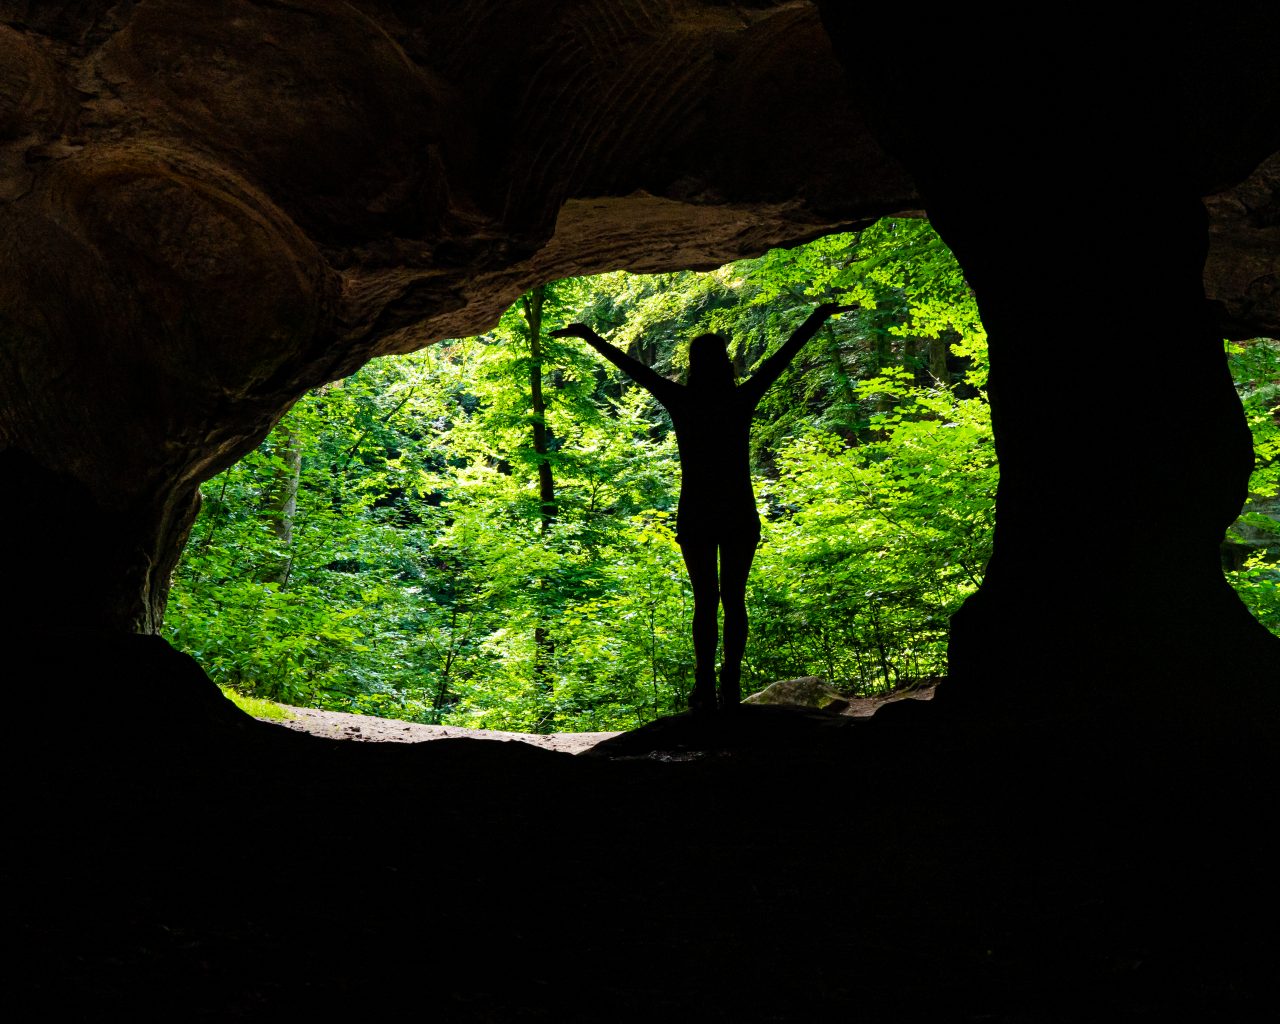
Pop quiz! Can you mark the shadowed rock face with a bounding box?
[815,2,1280,713]
[0,2,1277,711]
[0,0,913,632]
[1206,153,1280,339]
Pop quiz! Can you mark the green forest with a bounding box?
[164,220,1280,733]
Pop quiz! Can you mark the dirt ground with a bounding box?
[260,686,934,752]
[265,703,620,753]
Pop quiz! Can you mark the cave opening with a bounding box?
[164,223,994,736]
[163,222,1280,740]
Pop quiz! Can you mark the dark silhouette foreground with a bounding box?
[553,303,853,712]
[15,635,1279,1021]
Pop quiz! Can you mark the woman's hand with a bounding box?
[814,302,859,318]
[549,323,594,339]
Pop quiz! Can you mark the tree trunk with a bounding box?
[821,323,860,442]
[927,334,950,385]
[521,286,557,534]
[263,425,302,585]
[520,286,557,728]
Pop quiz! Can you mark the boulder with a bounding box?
[745,676,849,713]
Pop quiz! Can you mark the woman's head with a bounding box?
[687,333,735,390]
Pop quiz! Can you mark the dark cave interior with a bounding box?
[4,2,1279,1018]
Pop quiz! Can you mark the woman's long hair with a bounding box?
[686,333,736,390]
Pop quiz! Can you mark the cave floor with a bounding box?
[13,639,1278,1022]
[258,699,622,752]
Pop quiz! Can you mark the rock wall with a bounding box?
[816,1,1280,714]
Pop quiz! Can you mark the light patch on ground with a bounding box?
[260,703,620,754]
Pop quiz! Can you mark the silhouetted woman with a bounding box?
[552,302,854,713]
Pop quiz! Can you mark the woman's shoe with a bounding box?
[688,687,717,716]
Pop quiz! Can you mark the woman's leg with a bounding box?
[680,535,719,712]
[717,528,759,709]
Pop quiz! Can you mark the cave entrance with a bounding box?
[163,222,1280,737]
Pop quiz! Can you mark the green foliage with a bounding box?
[1230,553,1280,635]
[219,686,296,721]
[164,221,1278,733]
[1224,338,1280,632]
[1226,338,1280,500]
[167,352,453,710]
[748,381,995,691]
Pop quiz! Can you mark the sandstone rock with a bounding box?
[744,677,848,712]
[1205,153,1280,340]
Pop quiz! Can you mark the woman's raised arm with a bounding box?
[739,302,857,408]
[550,323,680,407]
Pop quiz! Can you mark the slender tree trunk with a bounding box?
[872,329,895,415]
[522,286,557,534]
[927,334,950,385]
[822,323,859,442]
[431,605,465,724]
[520,286,557,728]
[264,425,302,585]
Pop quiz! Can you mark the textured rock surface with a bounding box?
[1205,152,1280,339]
[744,676,848,711]
[0,0,914,631]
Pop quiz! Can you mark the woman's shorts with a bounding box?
[675,515,761,549]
